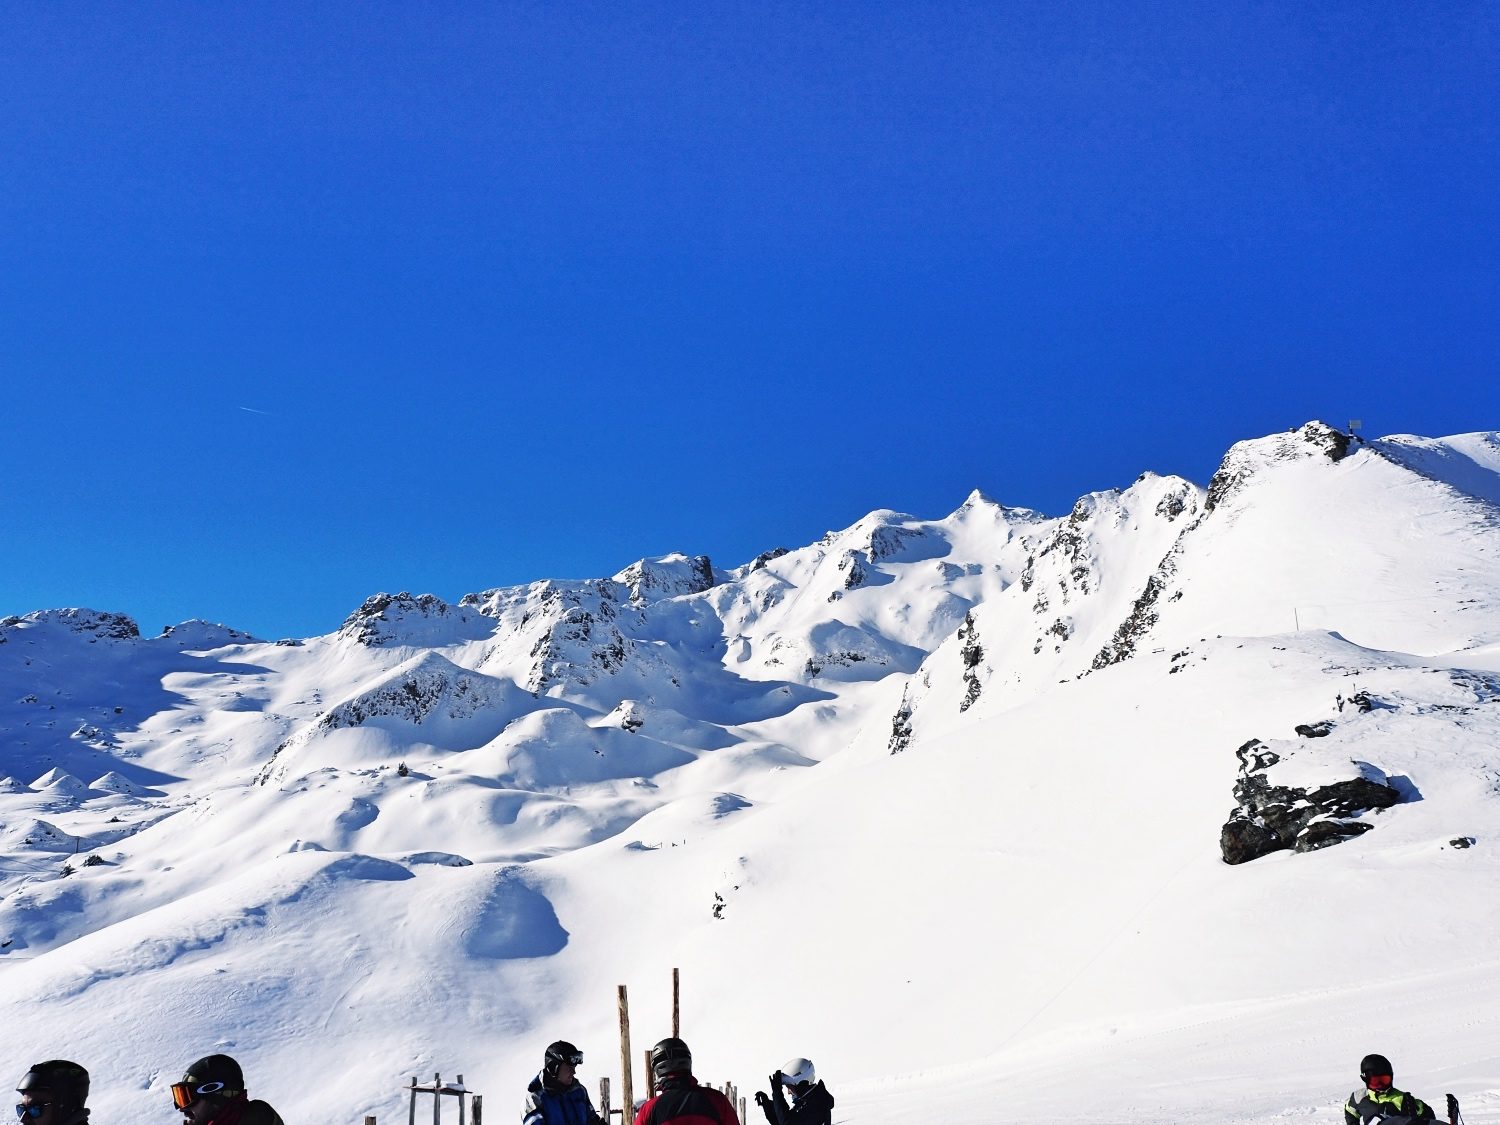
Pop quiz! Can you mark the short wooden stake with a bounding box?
[618,985,635,1117]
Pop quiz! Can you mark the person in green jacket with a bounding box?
[1345,1053,1434,1124]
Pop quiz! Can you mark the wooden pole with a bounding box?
[618,985,635,1118]
[672,967,680,1038]
[738,1096,746,1125]
[471,1096,481,1125]
[408,1078,418,1125]
[642,1050,652,1099]
[364,1116,377,1125]
[599,1077,611,1121]
[457,1076,466,1125]
[432,1073,441,1125]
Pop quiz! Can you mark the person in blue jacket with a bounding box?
[522,1041,605,1125]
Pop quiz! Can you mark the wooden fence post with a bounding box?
[408,1078,418,1125]
[432,1073,442,1125]
[599,1076,611,1120]
[618,985,635,1117]
[471,1095,481,1125]
[672,967,680,1038]
[642,1050,652,1100]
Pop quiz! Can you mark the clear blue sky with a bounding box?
[3,2,1497,639]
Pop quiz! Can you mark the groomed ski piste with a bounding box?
[3,422,1499,1124]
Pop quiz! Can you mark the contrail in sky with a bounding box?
[238,406,273,415]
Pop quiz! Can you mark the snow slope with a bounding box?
[2,423,1499,1124]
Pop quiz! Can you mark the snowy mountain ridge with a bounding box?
[3,420,1500,1125]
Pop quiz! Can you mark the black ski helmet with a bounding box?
[650,1038,692,1081]
[17,1062,90,1110]
[181,1055,245,1098]
[544,1042,583,1078]
[1360,1054,1394,1081]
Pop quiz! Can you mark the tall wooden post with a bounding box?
[671,967,680,1038]
[738,1096,746,1125]
[408,1078,418,1125]
[617,985,635,1117]
[432,1073,441,1125]
[471,1096,481,1125]
[599,1077,611,1120]
[456,1076,466,1125]
[642,1050,652,1099]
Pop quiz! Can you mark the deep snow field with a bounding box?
[3,422,1500,1124]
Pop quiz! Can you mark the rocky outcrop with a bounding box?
[1205,421,1352,514]
[1220,738,1401,864]
[958,612,984,712]
[0,609,140,641]
[888,688,914,754]
[319,654,498,730]
[614,554,716,604]
[338,593,468,647]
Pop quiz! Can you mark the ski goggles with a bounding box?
[559,1053,582,1067]
[170,1082,229,1110]
[16,1106,51,1120]
[1365,1075,1393,1091]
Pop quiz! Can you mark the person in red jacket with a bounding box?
[632,1038,737,1125]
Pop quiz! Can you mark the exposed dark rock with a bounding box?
[958,612,983,712]
[1220,738,1401,864]
[748,547,789,572]
[1206,422,1351,514]
[339,592,456,646]
[838,551,870,591]
[1449,836,1477,849]
[1154,489,1189,520]
[1092,574,1168,670]
[888,689,914,755]
[1,610,141,641]
[866,525,927,562]
[1295,720,1335,738]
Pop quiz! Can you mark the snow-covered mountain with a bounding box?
[3,422,1500,1124]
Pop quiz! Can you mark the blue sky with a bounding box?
[3,2,1497,640]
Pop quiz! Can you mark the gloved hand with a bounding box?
[770,1072,783,1090]
[754,1092,770,1108]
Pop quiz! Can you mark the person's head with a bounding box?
[171,1056,245,1125]
[543,1042,583,1088]
[16,1061,90,1125]
[1360,1054,1394,1092]
[650,1038,693,1087]
[778,1059,816,1096]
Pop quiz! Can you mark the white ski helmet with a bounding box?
[779,1058,816,1087]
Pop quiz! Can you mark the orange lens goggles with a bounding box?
[171,1082,226,1111]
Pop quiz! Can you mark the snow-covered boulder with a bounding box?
[1219,738,1400,864]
